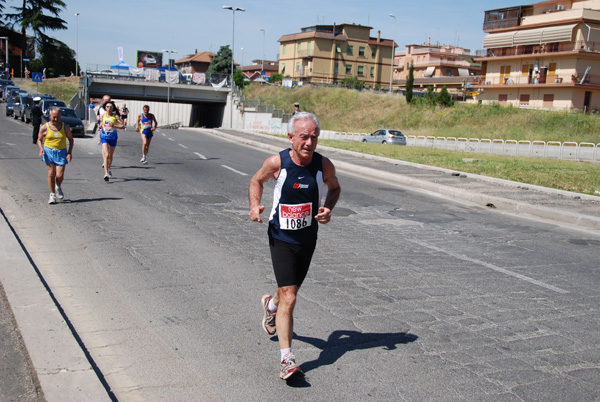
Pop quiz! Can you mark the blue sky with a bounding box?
[4,0,515,70]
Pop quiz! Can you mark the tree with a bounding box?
[269,72,284,85]
[405,64,414,104]
[437,85,454,107]
[5,0,67,62]
[39,38,77,77]
[207,45,232,75]
[424,87,436,105]
[233,68,247,89]
[340,76,364,90]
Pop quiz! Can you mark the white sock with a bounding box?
[268,298,277,313]
[280,348,291,360]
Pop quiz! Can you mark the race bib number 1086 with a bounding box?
[279,203,312,230]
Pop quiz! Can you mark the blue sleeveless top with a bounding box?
[268,149,324,244]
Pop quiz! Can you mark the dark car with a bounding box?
[3,85,20,101]
[44,107,85,137]
[40,99,67,116]
[6,96,18,116]
[25,94,54,123]
[13,94,32,121]
[0,79,15,95]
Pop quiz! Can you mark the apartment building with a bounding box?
[277,23,395,87]
[394,42,481,80]
[175,51,216,75]
[475,0,600,111]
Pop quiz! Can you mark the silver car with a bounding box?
[361,129,407,145]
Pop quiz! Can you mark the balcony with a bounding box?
[482,40,600,58]
[297,50,313,58]
[483,6,524,31]
[477,73,600,86]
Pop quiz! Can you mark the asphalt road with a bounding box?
[1,110,599,401]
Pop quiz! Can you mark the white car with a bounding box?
[144,54,157,65]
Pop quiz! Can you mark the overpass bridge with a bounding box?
[76,73,232,128]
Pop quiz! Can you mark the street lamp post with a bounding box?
[161,49,177,126]
[389,13,396,93]
[223,5,245,129]
[75,13,79,77]
[0,37,8,71]
[260,28,265,76]
[241,47,244,69]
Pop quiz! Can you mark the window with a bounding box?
[307,42,311,54]
[282,45,286,55]
[543,94,554,107]
[498,94,507,105]
[281,63,286,74]
[359,46,365,56]
[521,64,530,75]
[297,43,301,52]
[345,64,352,74]
[500,65,511,83]
[296,62,300,71]
[358,66,364,75]
[336,44,342,53]
[334,63,338,73]
[371,46,377,57]
[347,45,353,56]
[519,94,530,106]
[370,66,375,76]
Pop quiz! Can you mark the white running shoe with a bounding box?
[280,353,303,380]
[103,174,109,182]
[55,185,64,200]
[48,193,57,204]
[261,294,277,335]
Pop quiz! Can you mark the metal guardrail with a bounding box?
[244,127,600,163]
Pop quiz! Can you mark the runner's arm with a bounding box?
[64,125,74,161]
[248,155,280,223]
[37,124,47,158]
[315,157,341,224]
[151,114,158,131]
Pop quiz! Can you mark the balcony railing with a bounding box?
[478,73,600,86]
[483,17,521,31]
[483,40,600,58]
[297,50,313,58]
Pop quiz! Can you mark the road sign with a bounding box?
[32,72,42,82]
[23,58,30,62]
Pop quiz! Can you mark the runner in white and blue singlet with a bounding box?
[136,105,157,164]
[249,111,341,380]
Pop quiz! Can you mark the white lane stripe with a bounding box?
[194,152,207,160]
[168,138,175,141]
[408,240,568,294]
[221,165,248,176]
[178,144,188,149]
[162,133,167,137]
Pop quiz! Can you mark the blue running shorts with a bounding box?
[42,146,68,166]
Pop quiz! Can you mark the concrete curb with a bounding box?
[0,204,113,402]
[201,128,600,233]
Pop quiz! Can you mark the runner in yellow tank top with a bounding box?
[99,101,125,181]
[37,107,74,204]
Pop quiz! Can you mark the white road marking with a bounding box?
[178,144,188,149]
[221,165,248,176]
[168,138,175,141]
[407,240,568,294]
[162,133,167,137]
[194,152,207,160]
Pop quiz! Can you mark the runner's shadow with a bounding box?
[62,197,122,203]
[115,177,163,182]
[292,330,418,374]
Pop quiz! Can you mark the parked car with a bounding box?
[25,94,54,123]
[3,85,20,101]
[40,99,67,116]
[361,129,407,145]
[13,94,32,121]
[0,79,15,96]
[43,107,85,137]
[5,96,18,116]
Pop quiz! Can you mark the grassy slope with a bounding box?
[244,85,600,195]
[244,85,600,144]
[16,77,79,104]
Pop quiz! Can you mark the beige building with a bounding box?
[475,0,600,111]
[278,23,396,88]
[394,42,481,80]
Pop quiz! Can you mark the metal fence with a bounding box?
[246,127,600,163]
